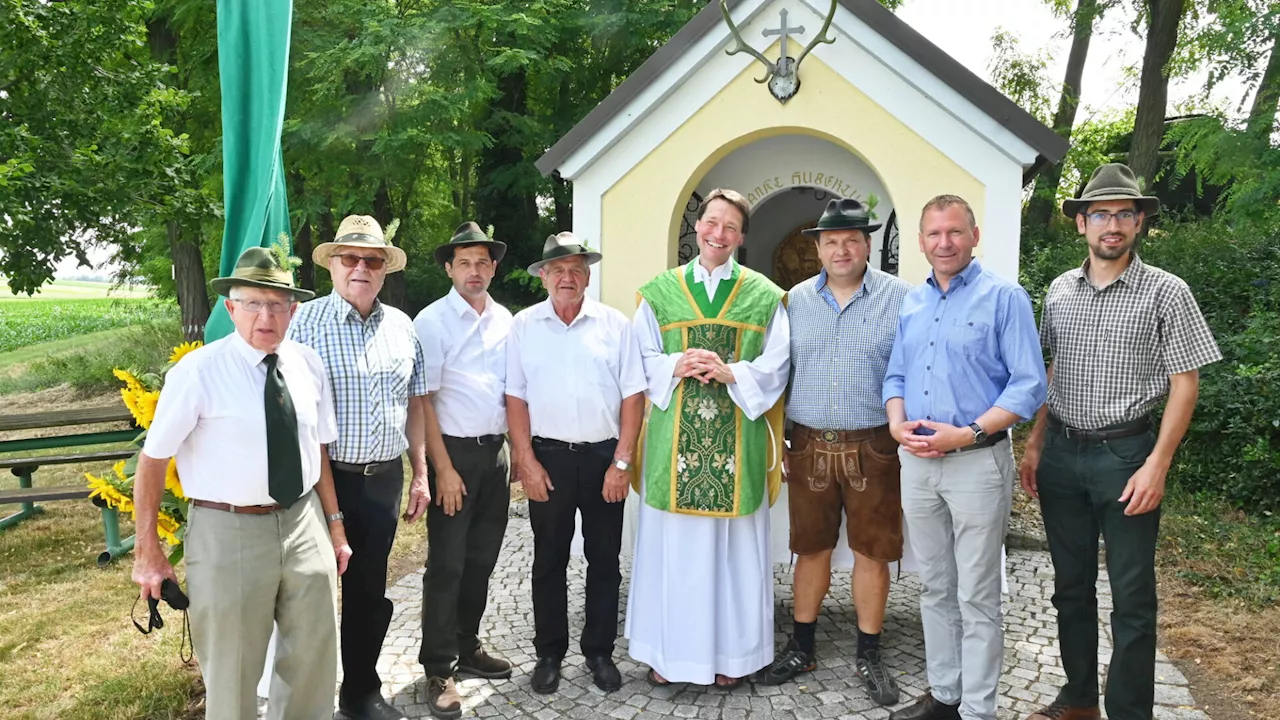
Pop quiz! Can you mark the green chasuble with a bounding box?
[635,260,786,518]
[205,0,295,343]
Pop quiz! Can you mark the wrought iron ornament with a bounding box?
[721,0,837,103]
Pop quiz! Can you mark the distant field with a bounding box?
[0,298,177,353]
[0,279,152,301]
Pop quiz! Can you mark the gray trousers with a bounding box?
[899,441,1013,720]
[185,492,339,720]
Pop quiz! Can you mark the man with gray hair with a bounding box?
[133,246,350,720]
[506,232,646,695]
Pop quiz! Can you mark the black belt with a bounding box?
[945,429,1009,455]
[1048,415,1150,441]
[444,434,505,446]
[532,436,616,454]
[331,459,400,476]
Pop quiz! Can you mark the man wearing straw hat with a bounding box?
[1019,164,1220,720]
[133,245,349,720]
[506,232,647,695]
[412,222,514,719]
[288,215,430,720]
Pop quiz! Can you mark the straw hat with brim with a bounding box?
[1062,163,1161,218]
[527,232,602,275]
[433,221,508,266]
[209,247,315,301]
[802,198,882,236]
[312,214,408,273]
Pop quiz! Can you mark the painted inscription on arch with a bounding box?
[744,171,861,205]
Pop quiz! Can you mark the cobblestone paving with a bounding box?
[347,520,1207,720]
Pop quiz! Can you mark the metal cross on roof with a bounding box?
[762,9,805,67]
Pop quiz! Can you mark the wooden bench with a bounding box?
[0,405,142,565]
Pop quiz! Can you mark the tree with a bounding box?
[1129,0,1190,187]
[1026,0,1112,233]
[0,0,192,295]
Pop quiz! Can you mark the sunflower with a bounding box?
[156,510,182,546]
[164,459,185,500]
[168,341,203,364]
[133,390,160,430]
[85,472,134,515]
[112,368,144,392]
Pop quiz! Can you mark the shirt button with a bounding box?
[924,391,929,396]
[929,341,935,346]
[927,365,931,371]
[935,318,940,322]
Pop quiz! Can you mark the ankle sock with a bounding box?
[857,630,880,659]
[793,620,817,654]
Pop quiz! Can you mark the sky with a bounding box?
[55,0,1258,279]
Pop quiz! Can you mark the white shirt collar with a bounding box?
[445,286,493,318]
[692,257,735,284]
[229,328,270,365]
[535,295,599,324]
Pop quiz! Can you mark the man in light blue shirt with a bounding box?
[883,195,1046,720]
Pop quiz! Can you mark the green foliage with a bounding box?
[1160,489,1280,607]
[0,299,177,353]
[987,29,1055,125]
[0,320,181,395]
[1023,215,1280,512]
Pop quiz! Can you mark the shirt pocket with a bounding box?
[369,340,415,400]
[947,319,989,357]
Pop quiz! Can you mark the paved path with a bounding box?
[347,521,1208,719]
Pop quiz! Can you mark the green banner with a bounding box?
[204,0,294,342]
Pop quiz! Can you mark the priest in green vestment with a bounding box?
[624,188,790,687]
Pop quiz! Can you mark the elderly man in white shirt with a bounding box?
[132,246,351,720]
[505,232,647,696]
[411,222,515,719]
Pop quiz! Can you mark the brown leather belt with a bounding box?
[191,499,283,515]
[793,424,890,444]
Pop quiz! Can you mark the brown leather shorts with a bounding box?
[786,424,903,561]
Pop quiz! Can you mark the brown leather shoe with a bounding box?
[888,691,961,720]
[1025,701,1101,720]
[425,676,462,720]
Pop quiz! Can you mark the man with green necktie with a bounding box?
[133,246,352,720]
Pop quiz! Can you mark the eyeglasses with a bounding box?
[333,254,387,270]
[1086,210,1139,227]
[232,299,293,314]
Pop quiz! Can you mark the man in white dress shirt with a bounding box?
[132,246,351,720]
[626,188,791,689]
[505,232,647,695]
[412,222,515,719]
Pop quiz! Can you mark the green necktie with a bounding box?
[264,353,304,507]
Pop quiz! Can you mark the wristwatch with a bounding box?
[326,511,345,523]
[612,458,631,472]
[968,423,988,445]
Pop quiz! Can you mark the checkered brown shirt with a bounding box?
[1040,254,1222,429]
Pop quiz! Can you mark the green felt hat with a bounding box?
[1062,163,1161,218]
[526,232,602,274]
[209,246,314,301]
[802,198,882,236]
[433,221,508,266]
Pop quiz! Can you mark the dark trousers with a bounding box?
[332,461,404,700]
[418,436,511,677]
[1038,425,1160,720]
[528,437,624,660]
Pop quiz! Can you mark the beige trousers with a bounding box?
[185,492,339,720]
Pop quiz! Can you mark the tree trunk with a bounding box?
[169,221,210,341]
[1246,24,1280,139]
[373,180,407,309]
[1129,0,1186,189]
[1027,0,1100,231]
[295,218,315,290]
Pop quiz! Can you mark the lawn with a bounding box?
[0,298,176,354]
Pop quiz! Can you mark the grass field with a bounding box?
[0,298,177,355]
[0,279,151,301]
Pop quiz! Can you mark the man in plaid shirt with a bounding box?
[288,214,430,720]
[1019,164,1221,720]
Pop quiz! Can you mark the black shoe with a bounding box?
[856,648,901,706]
[759,638,816,685]
[424,676,462,720]
[531,656,561,694]
[888,691,961,720]
[457,647,513,679]
[337,691,406,720]
[584,655,622,692]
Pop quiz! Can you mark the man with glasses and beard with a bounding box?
[288,214,431,720]
[1018,164,1220,720]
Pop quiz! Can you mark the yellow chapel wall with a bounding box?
[598,52,985,311]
